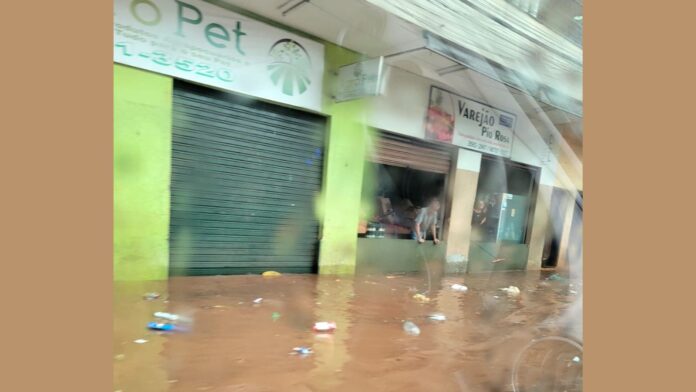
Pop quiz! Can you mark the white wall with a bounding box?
[364,64,565,186]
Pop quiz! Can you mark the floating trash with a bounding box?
[153,312,180,321]
[451,284,469,292]
[272,312,281,321]
[143,292,161,301]
[428,313,447,321]
[501,286,521,297]
[403,321,421,336]
[133,339,148,344]
[147,322,176,331]
[253,298,264,304]
[413,293,431,303]
[262,271,282,277]
[313,321,337,332]
[292,346,313,355]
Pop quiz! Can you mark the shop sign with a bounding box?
[425,86,516,158]
[114,0,325,111]
[334,57,385,102]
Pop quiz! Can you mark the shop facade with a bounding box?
[114,0,582,280]
[352,58,581,275]
[114,0,369,280]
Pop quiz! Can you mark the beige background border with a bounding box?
[2,1,695,390]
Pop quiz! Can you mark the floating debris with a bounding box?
[428,313,447,321]
[501,286,521,297]
[262,271,282,277]
[133,339,148,344]
[403,321,421,336]
[451,284,469,292]
[143,292,161,301]
[153,312,180,321]
[292,346,313,355]
[253,298,264,304]
[547,273,566,281]
[147,322,176,331]
[413,293,431,303]
[313,321,337,332]
[272,312,281,321]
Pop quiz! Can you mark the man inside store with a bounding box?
[412,198,441,244]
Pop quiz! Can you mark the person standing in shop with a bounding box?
[412,198,441,245]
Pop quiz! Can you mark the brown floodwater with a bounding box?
[114,270,582,392]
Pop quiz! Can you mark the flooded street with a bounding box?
[114,271,582,392]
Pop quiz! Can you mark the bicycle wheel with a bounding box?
[511,336,583,392]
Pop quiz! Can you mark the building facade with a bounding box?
[114,0,582,280]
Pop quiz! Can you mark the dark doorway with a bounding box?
[541,187,572,268]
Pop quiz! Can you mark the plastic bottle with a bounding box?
[403,321,421,336]
[147,322,176,331]
[153,312,179,321]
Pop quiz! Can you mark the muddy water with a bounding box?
[114,271,582,392]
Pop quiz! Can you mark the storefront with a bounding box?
[168,81,327,275]
[113,0,581,280]
[347,55,569,274]
[466,155,540,273]
[113,0,366,279]
[355,130,456,273]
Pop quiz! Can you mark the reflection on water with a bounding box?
[113,271,581,391]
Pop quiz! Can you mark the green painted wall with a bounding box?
[316,44,374,275]
[114,41,373,278]
[356,238,446,274]
[114,64,173,281]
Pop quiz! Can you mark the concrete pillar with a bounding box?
[444,149,482,273]
[527,183,553,270]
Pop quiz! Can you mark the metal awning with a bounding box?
[365,0,583,117]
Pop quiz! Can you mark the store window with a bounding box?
[359,163,446,239]
[471,156,540,244]
[358,130,455,240]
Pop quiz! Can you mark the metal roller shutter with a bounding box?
[169,81,326,275]
[372,130,453,173]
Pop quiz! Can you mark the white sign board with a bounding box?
[334,57,384,102]
[425,86,516,158]
[114,0,325,112]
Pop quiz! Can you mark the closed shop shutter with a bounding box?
[169,81,326,275]
[371,130,453,173]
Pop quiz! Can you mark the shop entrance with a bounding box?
[168,81,326,275]
[468,155,540,272]
[356,130,455,273]
[541,187,573,268]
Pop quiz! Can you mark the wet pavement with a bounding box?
[114,270,582,392]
